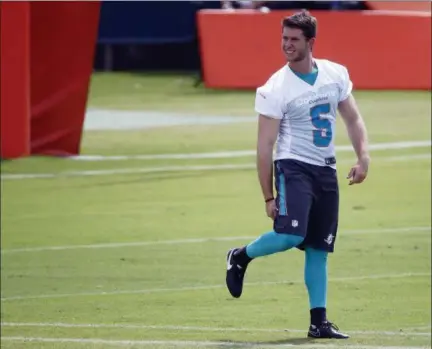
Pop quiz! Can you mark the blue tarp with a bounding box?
[97,1,201,44]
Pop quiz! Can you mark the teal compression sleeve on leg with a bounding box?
[304,247,328,309]
[245,231,304,258]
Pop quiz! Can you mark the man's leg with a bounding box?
[302,168,349,339]
[226,160,313,298]
[304,246,348,339]
[304,247,328,327]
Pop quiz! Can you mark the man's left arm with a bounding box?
[338,94,370,185]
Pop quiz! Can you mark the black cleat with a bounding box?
[308,321,350,339]
[225,248,248,298]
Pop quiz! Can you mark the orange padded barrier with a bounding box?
[0,1,100,159]
[30,1,101,156]
[0,2,31,158]
[197,10,431,90]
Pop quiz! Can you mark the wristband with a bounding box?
[265,197,274,203]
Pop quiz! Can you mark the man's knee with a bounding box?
[305,247,328,262]
[276,233,304,251]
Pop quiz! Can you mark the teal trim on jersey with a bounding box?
[290,65,319,86]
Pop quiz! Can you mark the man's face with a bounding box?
[281,27,314,62]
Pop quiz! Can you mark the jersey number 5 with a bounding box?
[310,103,332,147]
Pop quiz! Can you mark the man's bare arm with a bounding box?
[338,94,369,161]
[257,114,281,200]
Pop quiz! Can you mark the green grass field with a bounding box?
[1,73,431,349]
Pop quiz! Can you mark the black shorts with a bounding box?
[273,159,339,253]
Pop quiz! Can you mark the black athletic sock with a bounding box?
[310,307,327,326]
[233,247,253,267]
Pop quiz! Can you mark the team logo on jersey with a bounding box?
[294,90,338,107]
[291,220,299,228]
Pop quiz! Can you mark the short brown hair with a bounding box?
[282,10,317,40]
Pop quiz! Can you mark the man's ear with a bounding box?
[308,37,316,51]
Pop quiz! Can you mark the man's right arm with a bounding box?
[254,78,283,202]
[257,114,280,201]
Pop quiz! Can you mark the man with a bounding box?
[225,10,370,339]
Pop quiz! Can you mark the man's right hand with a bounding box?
[265,199,278,220]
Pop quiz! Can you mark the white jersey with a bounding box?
[255,58,353,169]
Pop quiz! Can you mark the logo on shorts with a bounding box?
[324,233,334,245]
[291,220,298,228]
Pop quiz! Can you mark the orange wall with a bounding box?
[366,1,431,12]
[197,10,431,90]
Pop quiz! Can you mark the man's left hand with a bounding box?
[347,156,370,185]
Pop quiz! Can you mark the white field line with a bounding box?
[1,226,430,254]
[1,163,256,180]
[71,141,432,161]
[405,325,432,331]
[1,272,430,302]
[1,337,430,349]
[1,322,431,338]
[1,154,430,181]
